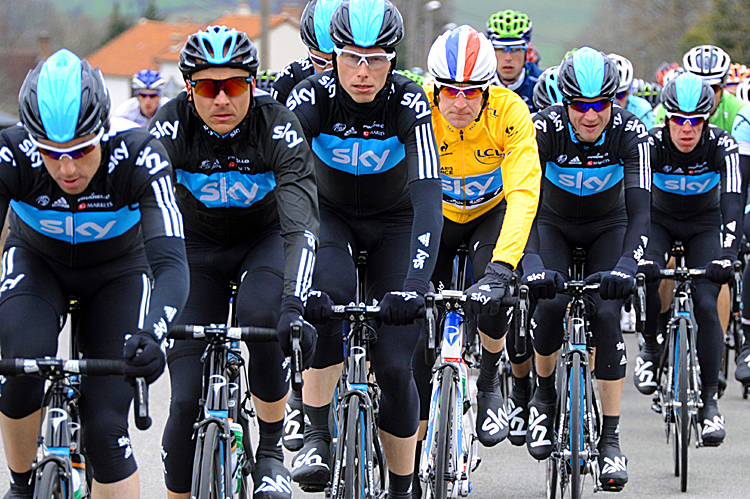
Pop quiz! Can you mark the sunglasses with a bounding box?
[615,91,628,100]
[495,44,527,54]
[308,51,333,69]
[567,99,613,113]
[138,92,161,99]
[333,48,396,70]
[667,112,708,127]
[189,77,252,98]
[33,128,104,161]
[438,83,487,100]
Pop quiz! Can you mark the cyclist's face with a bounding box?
[335,46,391,104]
[437,85,484,129]
[188,67,253,135]
[566,97,612,143]
[494,46,526,84]
[137,92,161,118]
[309,48,333,73]
[668,115,704,153]
[38,134,102,195]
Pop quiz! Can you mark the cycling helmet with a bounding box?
[526,43,540,65]
[608,53,634,94]
[683,45,731,85]
[300,0,343,54]
[255,69,277,91]
[655,61,680,87]
[726,62,750,85]
[558,47,620,101]
[736,78,750,104]
[533,65,563,110]
[661,72,715,115]
[132,68,165,94]
[661,66,685,87]
[329,0,403,50]
[486,10,532,46]
[631,78,661,107]
[427,25,496,84]
[19,48,110,143]
[562,48,579,63]
[179,25,259,78]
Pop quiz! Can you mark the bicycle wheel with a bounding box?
[192,423,225,499]
[545,457,558,499]
[678,319,689,492]
[33,461,65,499]
[570,354,582,499]
[434,371,455,499]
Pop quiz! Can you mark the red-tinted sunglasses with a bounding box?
[190,77,252,98]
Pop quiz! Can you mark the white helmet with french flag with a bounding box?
[427,24,497,85]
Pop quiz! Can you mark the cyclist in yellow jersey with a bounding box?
[412,26,541,465]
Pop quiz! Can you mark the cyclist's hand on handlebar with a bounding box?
[464,261,513,315]
[588,257,636,300]
[123,330,166,385]
[278,296,318,369]
[637,259,661,282]
[522,269,565,302]
[379,291,425,326]
[305,290,334,324]
[706,258,733,284]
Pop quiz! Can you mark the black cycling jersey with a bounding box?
[287,70,442,293]
[491,61,543,112]
[0,120,188,341]
[532,104,651,265]
[649,123,743,259]
[150,92,320,302]
[271,56,315,105]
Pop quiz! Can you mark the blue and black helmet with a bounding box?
[18,48,110,143]
[558,47,620,102]
[132,68,165,93]
[301,0,343,54]
[179,25,259,78]
[661,72,715,115]
[533,65,563,110]
[329,0,404,50]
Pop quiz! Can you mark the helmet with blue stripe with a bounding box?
[132,68,165,93]
[428,25,496,84]
[661,72,714,115]
[558,47,619,102]
[19,48,110,143]
[533,65,562,110]
[301,0,343,54]
[329,0,403,50]
[179,25,259,78]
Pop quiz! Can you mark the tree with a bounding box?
[142,0,164,21]
[104,2,134,44]
[684,0,750,64]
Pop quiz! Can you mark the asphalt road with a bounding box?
[0,329,748,498]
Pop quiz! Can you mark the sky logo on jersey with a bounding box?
[442,171,503,205]
[176,170,276,208]
[313,134,405,175]
[653,171,719,195]
[545,161,623,196]
[474,148,503,165]
[10,200,140,244]
[0,146,16,167]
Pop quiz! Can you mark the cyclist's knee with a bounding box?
[477,309,510,340]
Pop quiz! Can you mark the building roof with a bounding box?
[88,11,302,74]
[87,19,201,77]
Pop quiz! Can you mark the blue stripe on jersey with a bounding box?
[312,134,405,175]
[441,171,504,202]
[544,161,624,196]
[10,200,140,244]
[653,171,720,195]
[175,170,276,208]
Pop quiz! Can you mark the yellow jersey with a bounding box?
[426,85,541,268]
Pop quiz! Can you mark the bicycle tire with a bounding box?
[678,318,689,492]
[434,371,454,499]
[545,457,558,499]
[193,423,224,499]
[33,461,65,499]
[570,354,582,499]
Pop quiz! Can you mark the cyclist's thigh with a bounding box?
[644,216,673,329]
[432,217,466,292]
[0,245,65,418]
[684,224,722,327]
[236,230,288,402]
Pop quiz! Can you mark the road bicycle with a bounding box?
[720,260,744,398]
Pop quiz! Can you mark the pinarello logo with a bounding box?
[587,160,593,166]
[363,131,370,137]
[229,161,236,168]
[78,203,87,210]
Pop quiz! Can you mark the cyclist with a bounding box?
[113,68,169,127]
[485,9,543,112]
[521,47,651,490]
[0,49,188,499]
[150,26,320,499]
[532,65,562,111]
[656,61,681,88]
[630,78,661,108]
[271,0,342,105]
[634,73,741,446]
[286,1,442,497]
[725,62,750,95]
[609,53,654,128]
[410,24,540,456]
[255,69,278,93]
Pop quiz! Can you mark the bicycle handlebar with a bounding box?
[659,268,707,278]
[330,304,381,320]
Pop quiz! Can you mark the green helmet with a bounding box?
[486,10,532,46]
